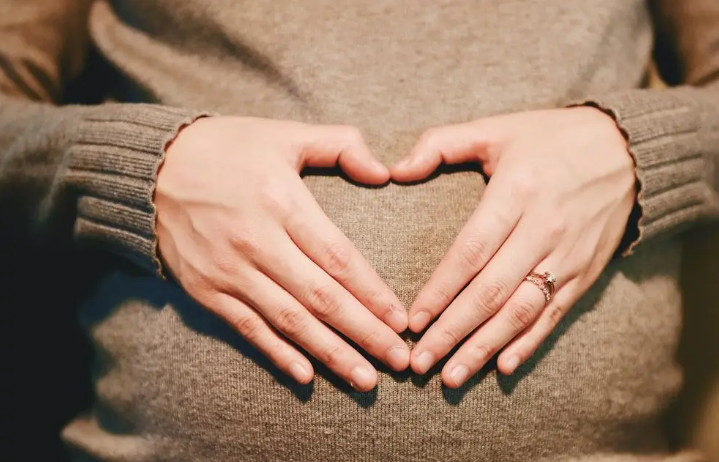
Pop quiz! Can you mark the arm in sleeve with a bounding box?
[0,0,207,273]
[573,0,719,255]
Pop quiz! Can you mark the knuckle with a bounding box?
[275,306,307,337]
[439,326,462,348]
[228,231,260,258]
[493,209,515,230]
[321,344,344,369]
[304,282,341,319]
[545,217,567,241]
[264,338,288,363]
[431,284,455,306]
[365,288,387,312]
[547,303,566,326]
[508,300,537,329]
[476,280,509,312]
[468,343,495,364]
[358,329,381,352]
[184,269,217,297]
[210,250,238,277]
[323,240,352,275]
[231,315,264,342]
[511,170,538,197]
[259,188,290,216]
[459,239,490,271]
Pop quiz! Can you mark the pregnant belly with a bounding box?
[64,172,687,462]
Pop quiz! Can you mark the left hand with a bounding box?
[391,107,637,388]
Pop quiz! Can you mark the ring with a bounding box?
[524,271,557,304]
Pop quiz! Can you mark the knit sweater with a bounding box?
[0,1,718,461]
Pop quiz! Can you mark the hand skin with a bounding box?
[391,107,636,388]
[156,117,410,391]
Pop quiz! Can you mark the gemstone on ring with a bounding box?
[525,271,557,304]
[544,272,557,284]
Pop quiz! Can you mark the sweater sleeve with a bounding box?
[573,0,719,255]
[0,0,207,274]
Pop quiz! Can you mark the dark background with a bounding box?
[2,48,110,462]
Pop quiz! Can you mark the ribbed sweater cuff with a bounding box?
[573,89,717,255]
[67,104,209,275]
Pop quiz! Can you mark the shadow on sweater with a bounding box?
[79,239,659,411]
[78,215,686,414]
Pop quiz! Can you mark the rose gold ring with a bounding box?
[524,271,557,304]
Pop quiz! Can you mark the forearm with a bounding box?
[568,0,719,253]
[575,86,719,253]
[0,96,206,272]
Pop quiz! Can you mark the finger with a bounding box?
[390,122,501,182]
[410,218,547,375]
[211,292,314,384]
[298,124,389,184]
[497,280,582,375]
[408,172,522,333]
[284,181,408,333]
[236,272,379,391]
[442,264,565,388]
[256,231,409,371]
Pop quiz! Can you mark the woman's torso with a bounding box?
[63,1,696,461]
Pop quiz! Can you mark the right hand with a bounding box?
[155,117,409,391]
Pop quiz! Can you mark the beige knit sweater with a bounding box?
[1,1,718,461]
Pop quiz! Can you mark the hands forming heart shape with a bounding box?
[155,107,636,392]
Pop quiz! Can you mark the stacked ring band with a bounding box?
[524,271,557,304]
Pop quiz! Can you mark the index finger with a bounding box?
[298,124,390,185]
[283,177,408,333]
[408,173,521,332]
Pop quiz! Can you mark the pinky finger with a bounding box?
[497,280,582,376]
[212,293,314,384]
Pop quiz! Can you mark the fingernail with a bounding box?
[450,364,470,387]
[289,362,311,384]
[504,356,520,375]
[414,350,435,374]
[388,305,408,332]
[386,346,410,371]
[410,311,431,332]
[350,366,375,391]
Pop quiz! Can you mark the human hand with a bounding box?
[391,107,636,387]
[156,117,409,391]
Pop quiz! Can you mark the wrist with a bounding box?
[570,105,640,256]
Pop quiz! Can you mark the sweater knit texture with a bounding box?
[0,1,718,461]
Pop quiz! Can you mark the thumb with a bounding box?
[296,125,389,185]
[391,122,499,183]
